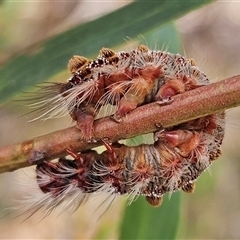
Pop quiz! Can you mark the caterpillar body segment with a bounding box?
[27,45,209,141]
[24,111,225,217]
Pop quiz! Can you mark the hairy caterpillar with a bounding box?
[27,45,209,141]
[21,112,225,217]
[19,44,226,218]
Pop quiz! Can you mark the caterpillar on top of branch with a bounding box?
[26,45,210,141]
[15,44,226,219]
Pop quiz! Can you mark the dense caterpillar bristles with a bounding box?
[17,110,224,218]
[26,45,210,141]
[68,55,89,74]
[15,43,227,219]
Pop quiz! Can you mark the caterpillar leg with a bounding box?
[101,139,119,164]
[70,107,96,142]
[155,129,202,158]
[155,79,185,104]
[113,65,163,122]
[112,76,152,122]
[66,148,84,167]
[76,113,94,142]
[113,93,142,122]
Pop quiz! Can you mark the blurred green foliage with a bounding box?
[0,0,214,103]
[120,194,181,240]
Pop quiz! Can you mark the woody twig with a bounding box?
[0,75,240,173]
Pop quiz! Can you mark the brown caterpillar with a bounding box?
[21,111,224,217]
[27,45,209,141]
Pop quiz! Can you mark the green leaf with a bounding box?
[0,0,214,103]
[119,194,182,240]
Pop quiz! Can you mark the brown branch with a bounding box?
[0,75,240,173]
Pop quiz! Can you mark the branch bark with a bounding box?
[0,75,240,173]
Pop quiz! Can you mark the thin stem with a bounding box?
[0,75,240,173]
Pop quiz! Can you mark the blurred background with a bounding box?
[0,1,240,239]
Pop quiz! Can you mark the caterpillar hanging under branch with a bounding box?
[23,112,224,217]
[27,45,210,141]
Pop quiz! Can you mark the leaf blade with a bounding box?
[0,0,214,103]
[119,194,182,240]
